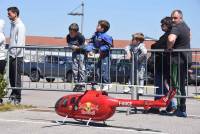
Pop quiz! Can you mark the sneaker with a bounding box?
[7,95,16,104]
[138,88,144,95]
[14,99,21,105]
[123,88,130,93]
[166,106,177,113]
[160,106,177,114]
[96,87,101,91]
[73,86,83,92]
[102,86,108,91]
[147,108,160,114]
[7,98,12,104]
[102,85,112,91]
[176,111,187,118]
[79,85,85,90]
[0,98,3,105]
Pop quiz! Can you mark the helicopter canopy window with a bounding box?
[70,97,76,104]
[61,98,68,107]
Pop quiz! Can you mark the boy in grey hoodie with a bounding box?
[124,33,147,94]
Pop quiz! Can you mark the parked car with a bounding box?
[188,63,200,85]
[110,59,154,84]
[86,58,154,84]
[22,55,154,84]
[22,55,73,82]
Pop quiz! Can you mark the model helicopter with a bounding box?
[55,82,176,125]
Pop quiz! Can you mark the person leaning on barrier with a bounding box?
[123,33,147,95]
[66,23,86,91]
[167,9,192,117]
[7,7,26,105]
[0,19,6,104]
[147,17,177,114]
[84,20,113,91]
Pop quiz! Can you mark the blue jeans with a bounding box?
[155,71,176,109]
[97,56,110,84]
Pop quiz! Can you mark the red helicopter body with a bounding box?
[55,86,176,122]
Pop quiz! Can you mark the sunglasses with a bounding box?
[69,29,77,32]
[172,17,178,20]
[8,12,12,16]
[161,24,165,27]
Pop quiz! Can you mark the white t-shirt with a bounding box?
[9,18,26,58]
[0,19,6,60]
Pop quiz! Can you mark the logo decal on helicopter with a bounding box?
[67,105,73,110]
[79,102,99,115]
[119,101,132,107]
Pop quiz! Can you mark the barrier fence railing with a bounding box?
[5,46,200,100]
[144,49,200,100]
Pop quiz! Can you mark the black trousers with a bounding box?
[178,63,187,112]
[0,60,6,74]
[0,60,6,102]
[9,56,23,100]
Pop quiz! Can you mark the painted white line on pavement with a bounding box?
[0,118,55,125]
[188,114,200,118]
[0,118,167,134]
[98,127,168,134]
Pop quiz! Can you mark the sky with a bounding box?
[0,0,199,48]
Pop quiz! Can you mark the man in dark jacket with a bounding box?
[66,23,85,91]
[148,17,176,114]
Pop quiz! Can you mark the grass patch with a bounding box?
[0,103,36,112]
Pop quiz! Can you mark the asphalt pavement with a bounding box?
[1,83,200,134]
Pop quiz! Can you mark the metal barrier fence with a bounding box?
[5,46,200,100]
[144,49,200,100]
[6,46,131,93]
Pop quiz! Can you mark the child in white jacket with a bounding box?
[124,33,147,94]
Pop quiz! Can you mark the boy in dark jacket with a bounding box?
[66,23,85,91]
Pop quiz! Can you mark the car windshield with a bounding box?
[45,56,71,64]
[191,69,200,74]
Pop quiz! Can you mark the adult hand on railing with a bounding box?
[188,69,193,73]
[88,51,95,57]
[125,52,131,59]
[71,45,80,51]
[164,48,173,53]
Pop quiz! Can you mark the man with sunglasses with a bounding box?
[167,10,192,117]
[148,17,177,114]
[66,23,85,91]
